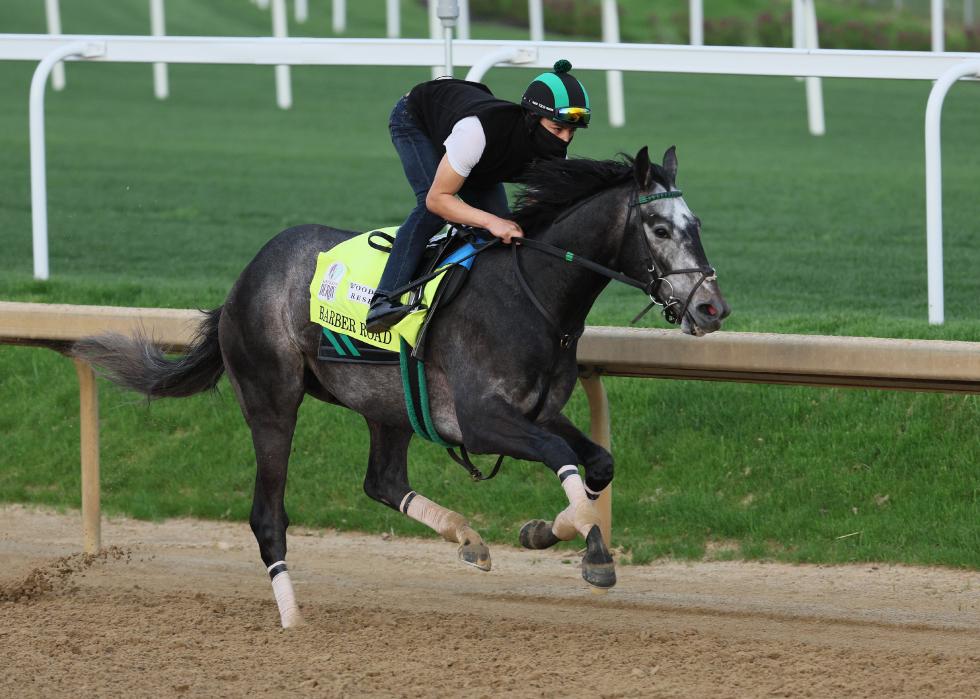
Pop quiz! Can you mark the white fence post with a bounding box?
[932,0,945,52]
[333,0,346,34]
[966,0,975,27]
[438,1,459,78]
[529,0,544,42]
[150,0,169,100]
[271,0,292,109]
[429,1,442,78]
[386,0,401,38]
[457,0,470,41]
[803,0,825,136]
[689,0,704,46]
[924,60,980,325]
[601,0,625,127]
[30,42,106,280]
[295,0,308,24]
[792,0,804,86]
[44,0,66,91]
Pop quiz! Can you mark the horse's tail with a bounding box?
[72,307,225,399]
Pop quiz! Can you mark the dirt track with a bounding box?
[1,505,978,698]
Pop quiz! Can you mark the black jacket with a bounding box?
[406,78,536,187]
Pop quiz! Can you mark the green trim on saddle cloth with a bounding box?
[309,228,450,352]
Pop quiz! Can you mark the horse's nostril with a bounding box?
[702,304,718,317]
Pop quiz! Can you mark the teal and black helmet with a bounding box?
[521,59,591,128]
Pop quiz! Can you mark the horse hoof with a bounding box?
[280,610,305,629]
[519,519,561,550]
[581,525,616,589]
[457,540,491,571]
[582,561,617,588]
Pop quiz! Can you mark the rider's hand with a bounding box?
[486,217,524,244]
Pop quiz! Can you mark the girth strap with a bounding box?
[399,338,504,481]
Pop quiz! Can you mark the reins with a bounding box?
[507,186,717,345]
[379,234,501,304]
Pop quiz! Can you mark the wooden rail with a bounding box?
[3,301,979,552]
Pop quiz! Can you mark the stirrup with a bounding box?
[365,298,411,332]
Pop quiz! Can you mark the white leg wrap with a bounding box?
[584,482,606,501]
[551,467,600,541]
[270,570,303,628]
[400,491,467,542]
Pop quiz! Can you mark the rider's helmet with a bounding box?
[521,59,591,129]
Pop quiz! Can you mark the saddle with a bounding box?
[309,226,486,364]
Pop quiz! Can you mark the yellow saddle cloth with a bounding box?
[309,228,449,352]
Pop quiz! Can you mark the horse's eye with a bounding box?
[653,225,671,239]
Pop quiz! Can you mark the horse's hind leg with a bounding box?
[223,331,306,628]
[362,419,491,571]
[246,410,303,628]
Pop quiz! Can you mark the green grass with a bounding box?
[1,1,978,568]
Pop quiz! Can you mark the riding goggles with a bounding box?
[552,106,591,127]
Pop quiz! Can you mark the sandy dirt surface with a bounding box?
[1,505,977,698]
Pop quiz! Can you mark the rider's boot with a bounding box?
[365,294,412,333]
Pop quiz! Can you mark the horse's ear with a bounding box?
[662,146,678,184]
[634,146,652,188]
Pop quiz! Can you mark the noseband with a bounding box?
[626,189,717,326]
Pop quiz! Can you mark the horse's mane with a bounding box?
[512,154,672,235]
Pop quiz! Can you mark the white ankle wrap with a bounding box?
[270,569,302,629]
[552,466,599,540]
[400,491,467,542]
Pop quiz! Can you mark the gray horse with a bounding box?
[75,147,729,628]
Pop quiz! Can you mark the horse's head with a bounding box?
[621,146,730,336]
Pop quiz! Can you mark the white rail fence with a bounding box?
[43,0,957,126]
[2,34,978,322]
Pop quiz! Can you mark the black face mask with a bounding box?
[529,123,569,159]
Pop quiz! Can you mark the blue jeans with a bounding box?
[377,96,509,296]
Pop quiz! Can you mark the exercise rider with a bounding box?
[365,59,592,333]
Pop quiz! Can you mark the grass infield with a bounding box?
[0,1,978,567]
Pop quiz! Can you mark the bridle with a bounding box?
[510,185,718,345]
[625,188,718,325]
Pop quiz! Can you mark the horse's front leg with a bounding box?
[361,419,491,571]
[518,413,613,560]
[459,403,615,588]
